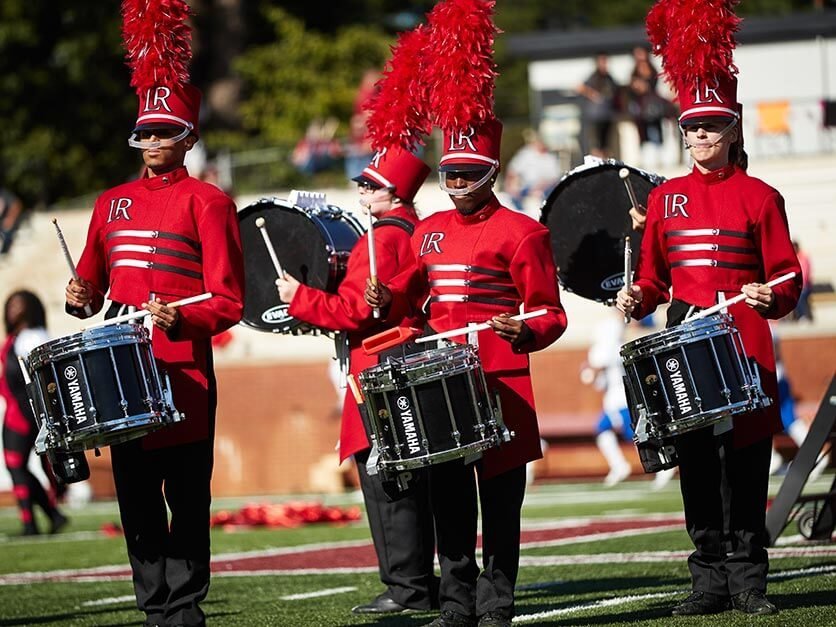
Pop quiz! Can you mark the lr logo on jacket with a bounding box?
[419,232,444,256]
[663,193,689,219]
[107,198,133,222]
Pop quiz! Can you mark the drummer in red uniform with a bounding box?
[366,118,567,627]
[276,146,440,615]
[617,0,801,616]
[64,5,244,624]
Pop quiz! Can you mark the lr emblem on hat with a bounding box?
[449,128,478,152]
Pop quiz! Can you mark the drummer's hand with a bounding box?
[629,204,647,231]
[616,284,643,315]
[488,313,532,346]
[142,298,179,333]
[66,277,93,308]
[275,273,300,303]
[364,279,392,309]
[741,282,774,313]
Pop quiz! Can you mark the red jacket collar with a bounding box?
[455,194,501,224]
[691,164,737,185]
[141,166,189,190]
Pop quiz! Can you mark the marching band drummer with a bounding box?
[616,0,801,616]
[64,4,244,625]
[276,146,440,616]
[365,118,567,627]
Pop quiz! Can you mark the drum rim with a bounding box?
[27,324,151,367]
[620,314,736,358]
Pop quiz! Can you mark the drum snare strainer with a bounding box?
[620,313,770,442]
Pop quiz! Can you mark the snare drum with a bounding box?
[358,343,509,474]
[238,197,364,334]
[25,324,180,452]
[620,313,769,441]
[540,159,664,302]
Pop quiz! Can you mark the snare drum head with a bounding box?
[540,160,663,302]
[238,198,364,333]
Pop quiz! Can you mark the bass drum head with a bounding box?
[540,160,662,302]
[237,198,363,333]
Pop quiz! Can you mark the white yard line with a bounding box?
[280,586,357,600]
[80,595,135,607]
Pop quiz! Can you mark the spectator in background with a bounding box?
[0,186,24,255]
[292,118,342,176]
[1,290,69,535]
[344,69,380,180]
[792,240,813,322]
[503,129,561,214]
[626,46,671,170]
[577,53,619,158]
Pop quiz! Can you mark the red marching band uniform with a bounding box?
[288,146,429,462]
[70,162,244,448]
[392,119,567,478]
[632,164,802,448]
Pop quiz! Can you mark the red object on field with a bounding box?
[100,521,123,537]
[210,502,362,530]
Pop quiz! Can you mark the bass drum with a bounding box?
[540,159,664,303]
[238,197,365,334]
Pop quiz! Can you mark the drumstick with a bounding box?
[82,292,213,329]
[619,168,641,214]
[683,272,797,323]
[416,309,548,344]
[363,204,381,319]
[53,218,93,317]
[255,216,285,279]
[623,236,632,324]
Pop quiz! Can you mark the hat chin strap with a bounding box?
[439,165,497,196]
[128,126,192,149]
[680,118,738,150]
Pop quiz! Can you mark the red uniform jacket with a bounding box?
[289,206,423,462]
[392,195,567,478]
[632,165,802,448]
[71,167,245,448]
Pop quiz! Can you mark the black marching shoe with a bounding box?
[351,593,414,615]
[671,591,730,616]
[423,609,478,627]
[731,589,778,615]
[478,611,512,626]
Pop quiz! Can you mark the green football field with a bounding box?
[0,474,834,626]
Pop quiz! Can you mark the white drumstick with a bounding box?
[683,272,797,323]
[623,236,632,324]
[53,218,93,317]
[364,203,380,319]
[82,292,213,329]
[416,309,548,344]
[255,216,284,279]
[619,167,641,212]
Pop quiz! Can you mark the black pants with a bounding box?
[676,429,772,597]
[111,438,214,627]
[429,460,527,619]
[355,449,438,609]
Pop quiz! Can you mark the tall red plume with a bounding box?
[121,0,193,94]
[423,0,499,131]
[646,0,741,91]
[365,25,432,152]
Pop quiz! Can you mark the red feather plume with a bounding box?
[121,0,193,94]
[365,25,432,152]
[646,0,740,91]
[423,0,499,131]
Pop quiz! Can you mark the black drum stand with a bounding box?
[766,375,836,544]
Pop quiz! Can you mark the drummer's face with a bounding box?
[446,170,494,215]
[358,182,395,217]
